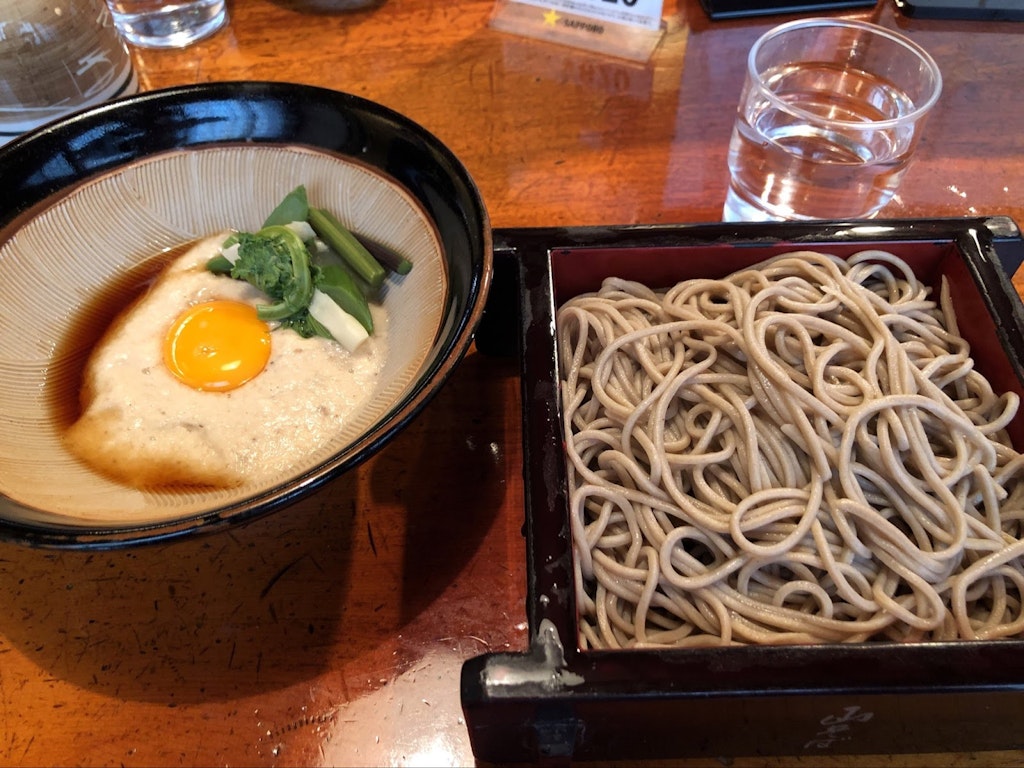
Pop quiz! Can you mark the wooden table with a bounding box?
[2,0,1023,765]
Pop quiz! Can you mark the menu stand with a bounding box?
[489,0,666,62]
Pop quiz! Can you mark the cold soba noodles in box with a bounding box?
[557,249,1024,648]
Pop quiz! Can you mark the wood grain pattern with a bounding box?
[1,1,1022,765]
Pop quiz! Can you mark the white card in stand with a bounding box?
[489,0,666,62]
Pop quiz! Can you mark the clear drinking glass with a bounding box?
[104,0,228,48]
[723,18,942,222]
[0,0,138,146]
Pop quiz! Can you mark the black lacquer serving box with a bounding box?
[463,217,1024,763]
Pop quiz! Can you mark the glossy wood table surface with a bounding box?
[3,1,1024,766]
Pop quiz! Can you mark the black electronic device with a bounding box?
[894,0,1024,20]
[700,0,876,19]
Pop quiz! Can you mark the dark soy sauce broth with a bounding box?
[49,242,197,430]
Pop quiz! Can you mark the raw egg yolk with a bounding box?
[164,300,271,392]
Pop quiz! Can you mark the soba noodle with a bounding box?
[557,250,1024,648]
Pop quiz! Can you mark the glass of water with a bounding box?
[0,0,138,146]
[723,18,942,222]
[104,0,228,48]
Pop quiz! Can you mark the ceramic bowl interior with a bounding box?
[0,82,491,547]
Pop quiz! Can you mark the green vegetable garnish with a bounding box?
[308,207,387,292]
[204,186,410,351]
[356,234,413,276]
[263,184,311,228]
[318,263,374,334]
[206,253,234,274]
[231,225,314,322]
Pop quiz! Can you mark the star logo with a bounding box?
[543,8,560,26]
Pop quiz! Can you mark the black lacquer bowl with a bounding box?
[0,82,491,548]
